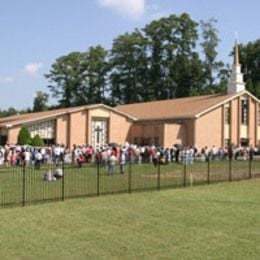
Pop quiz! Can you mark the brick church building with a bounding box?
[0,44,259,149]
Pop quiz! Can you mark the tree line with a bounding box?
[45,14,227,108]
[1,13,260,117]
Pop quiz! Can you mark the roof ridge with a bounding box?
[115,93,230,108]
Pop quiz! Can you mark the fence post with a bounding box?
[229,158,232,182]
[249,157,252,179]
[183,160,187,187]
[207,158,210,184]
[97,160,100,196]
[22,163,26,207]
[157,161,161,191]
[62,162,65,201]
[127,158,131,193]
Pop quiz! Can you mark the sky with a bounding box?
[0,0,259,110]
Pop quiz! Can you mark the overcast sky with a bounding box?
[0,0,259,110]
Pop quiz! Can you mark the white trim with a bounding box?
[87,104,137,121]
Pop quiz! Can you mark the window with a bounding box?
[241,100,248,125]
[91,119,108,147]
[225,107,230,124]
[27,120,55,140]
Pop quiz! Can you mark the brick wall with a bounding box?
[56,114,69,147]
[163,123,185,148]
[109,112,132,145]
[195,107,223,148]
[8,126,21,145]
[69,110,87,147]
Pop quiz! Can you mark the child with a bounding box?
[53,166,63,179]
[43,169,56,181]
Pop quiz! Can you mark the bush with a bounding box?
[17,126,31,145]
[31,134,44,147]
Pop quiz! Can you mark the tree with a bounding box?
[200,18,220,92]
[239,39,260,98]
[17,126,31,145]
[46,47,109,107]
[143,18,167,100]
[33,91,49,112]
[143,13,205,99]
[83,45,108,104]
[0,107,18,117]
[45,13,239,106]
[109,30,149,104]
[170,14,204,97]
[45,52,86,107]
[31,134,44,147]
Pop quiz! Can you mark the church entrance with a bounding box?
[91,118,108,148]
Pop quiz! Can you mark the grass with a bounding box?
[0,179,259,259]
[0,159,260,207]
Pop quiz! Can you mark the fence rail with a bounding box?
[0,157,260,209]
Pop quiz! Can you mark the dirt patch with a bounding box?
[141,172,183,179]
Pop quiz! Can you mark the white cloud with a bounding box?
[0,76,14,83]
[24,62,43,76]
[97,0,145,19]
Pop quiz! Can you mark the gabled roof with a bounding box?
[0,90,259,127]
[0,104,135,128]
[116,90,260,121]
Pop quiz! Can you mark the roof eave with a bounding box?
[0,104,136,128]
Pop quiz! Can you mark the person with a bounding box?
[43,169,55,181]
[24,149,31,166]
[53,166,63,179]
[227,145,233,161]
[211,145,217,160]
[108,153,116,175]
[249,146,254,161]
[119,150,126,174]
[175,147,180,163]
[35,149,43,170]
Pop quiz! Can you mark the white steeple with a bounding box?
[227,41,246,94]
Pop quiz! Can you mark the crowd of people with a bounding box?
[0,142,256,171]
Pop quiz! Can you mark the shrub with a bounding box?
[31,134,44,147]
[17,126,31,145]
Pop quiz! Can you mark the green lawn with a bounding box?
[0,179,259,259]
[0,160,260,207]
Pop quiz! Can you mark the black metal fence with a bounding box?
[0,157,260,208]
